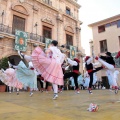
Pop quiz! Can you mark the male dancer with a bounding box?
[64,57,80,94]
[85,56,104,94]
[97,52,118,94]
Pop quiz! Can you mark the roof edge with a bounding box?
[88,14,120,27]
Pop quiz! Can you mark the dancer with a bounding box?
[64,57,80,94]
[83,72,98,89]
[96,52,118,94]
[0,64,23,95]
[8,61,38,96]
[18,40,65,99]
[85,56,103,94]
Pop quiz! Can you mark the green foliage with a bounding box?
[0,57,9,70]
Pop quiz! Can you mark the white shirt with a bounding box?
[49,46,65,64]
[86,57,93,65]
[67,58,78,66]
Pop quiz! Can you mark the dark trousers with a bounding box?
[40,80,43,89]
[45,82,49,90]
[88,67,103,89]
[64,72,79,89]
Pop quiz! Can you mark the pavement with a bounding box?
[0,90,120,120]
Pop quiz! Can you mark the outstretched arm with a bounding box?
[92,62,100,66]
[86,57,93,65]
[67,58,78,66]
[99,55,107,61]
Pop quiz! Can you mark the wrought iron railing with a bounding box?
[42,0,52,6]
[0,24,12,34]
[27,33,45,43]
[0,24,45,43]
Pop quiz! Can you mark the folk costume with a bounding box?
[85,56,103,94]
[0,67,23,95]
[18,40,65,99]
[9,61,37,96]
[64,58,80,94]
[97,52,118,94]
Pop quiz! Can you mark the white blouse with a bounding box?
[49,46,65,64]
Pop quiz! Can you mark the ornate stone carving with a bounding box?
[65,25,74,33]
[33,5,38,11]
[11,4,29,16]
[56,14,63,22]
[41,17,54,25]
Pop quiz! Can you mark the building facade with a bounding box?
[0,0,85,72]
[88,14,120,87]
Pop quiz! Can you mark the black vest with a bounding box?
[73,62,79,71]
[85,63,93,70]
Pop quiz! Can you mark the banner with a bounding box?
[111,52,120,68]
[45,38,52,48]
[70,45,76,59]
[15,30,28,51]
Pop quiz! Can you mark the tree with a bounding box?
[0,57,8,86]
[0,57,9,70]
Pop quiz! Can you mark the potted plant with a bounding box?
[47,82,52,91]
[0,57,9,92]
[0,81,6,92]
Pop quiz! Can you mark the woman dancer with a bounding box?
[96,52,118,94]
[18,40,65,99]
[0,64,23,95]
[8,61,38,96]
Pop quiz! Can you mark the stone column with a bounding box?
[56,13,63,46]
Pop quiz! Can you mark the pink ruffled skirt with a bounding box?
[31,47,64,85]
[5,68,23,89]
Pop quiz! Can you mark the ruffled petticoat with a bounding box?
[0,68,23,89]
[31,47,64,85]
[16,61,37,90]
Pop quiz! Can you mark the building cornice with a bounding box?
[35,0,80,21]
[63,13,79,23]
[36,0,59,12]
[66,0,81,8]
[88,14,120,27]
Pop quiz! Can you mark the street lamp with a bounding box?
[89,40,94,62]
[34,22,38,36]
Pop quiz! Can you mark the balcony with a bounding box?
[65,9,76,20]
[0,24,45,43]
[42,0,52,6]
